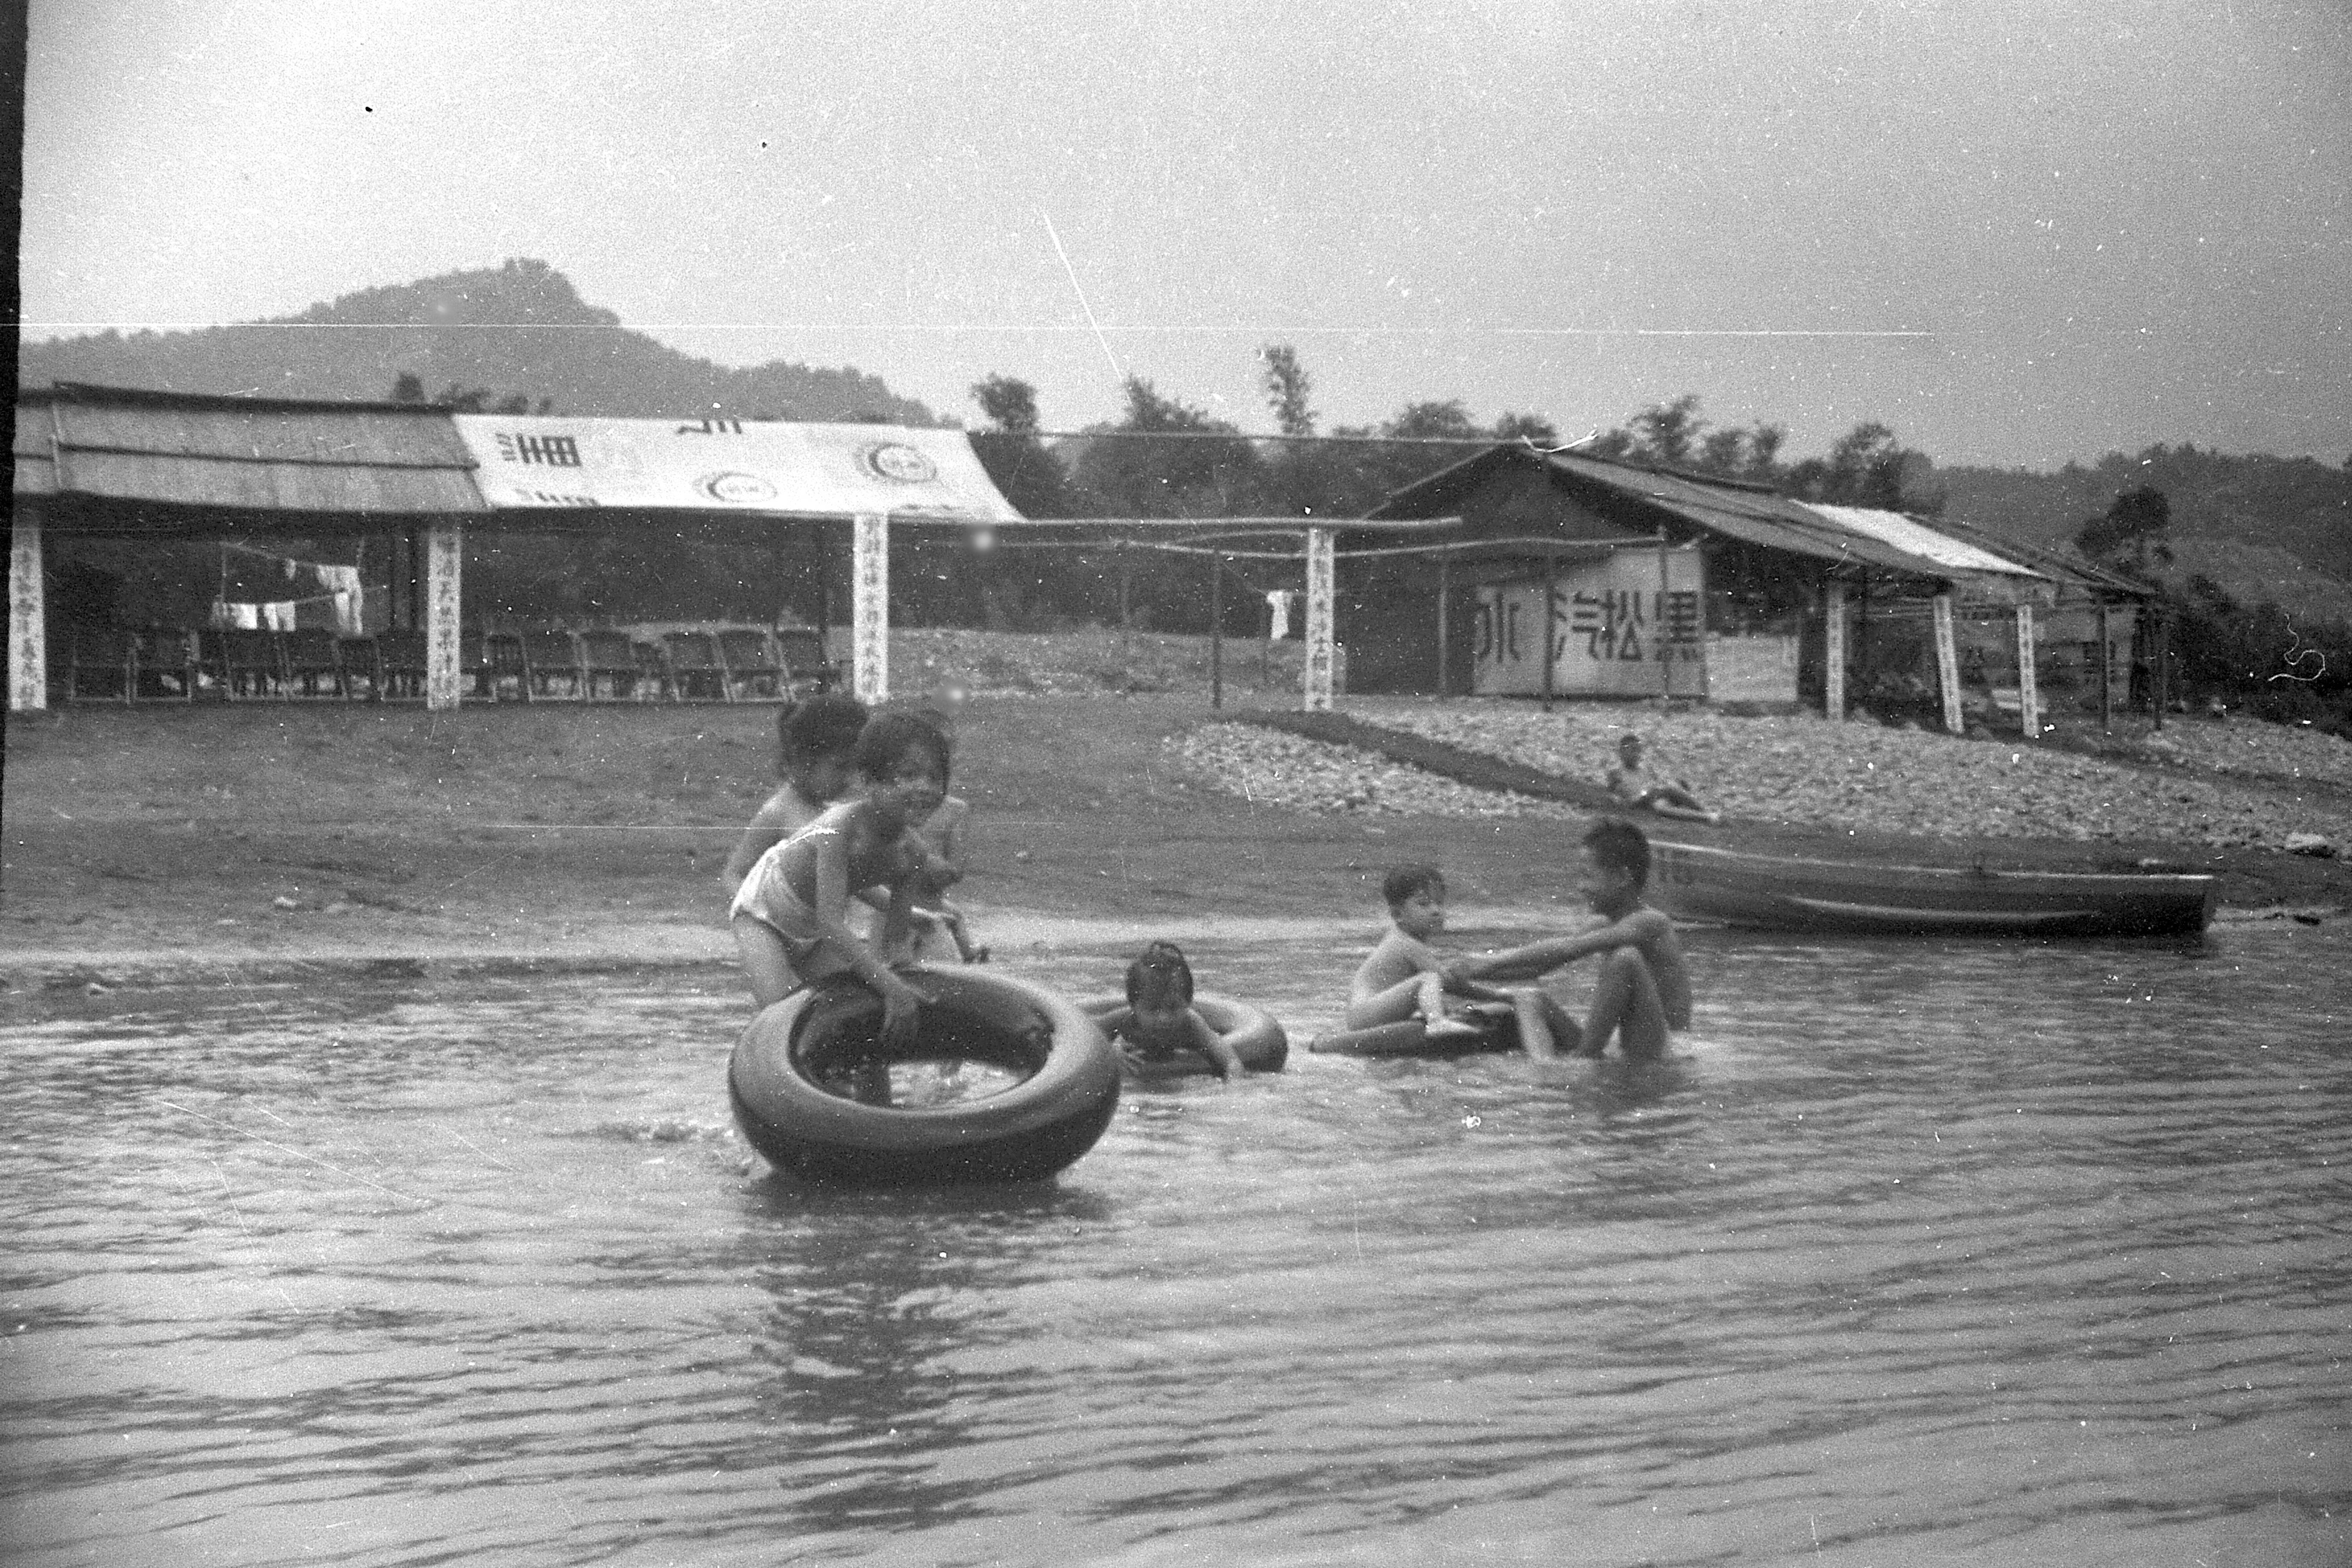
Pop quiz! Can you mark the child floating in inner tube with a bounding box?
[1348,864,1579,1052]
[1093,941,1246,1080]
[728,713,950,1044]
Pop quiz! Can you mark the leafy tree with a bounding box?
[1492,412,1559,446]
[1627,394,1704,469]
[971,374,1041,436]
[1259,345,1315,438]
[389,372,425,403]
[2073,485,2174,579]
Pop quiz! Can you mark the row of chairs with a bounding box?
[49,626,843,704]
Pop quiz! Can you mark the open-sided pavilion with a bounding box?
[9,383,1455,715]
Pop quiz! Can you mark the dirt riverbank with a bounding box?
[6,679,2346,985]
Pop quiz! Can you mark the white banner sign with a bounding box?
[452,416,1023,521]
[1473,549,1706,698]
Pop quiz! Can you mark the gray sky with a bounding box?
[19,0,2351,468]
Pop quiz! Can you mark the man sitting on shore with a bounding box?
[1445,817,1691,1060]
[1605,732,1721,824]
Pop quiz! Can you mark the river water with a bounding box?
[3,920,2347,1566]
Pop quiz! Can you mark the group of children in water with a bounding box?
[723,694,1693,1073]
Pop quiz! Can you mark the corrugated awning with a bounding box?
[1801,504,2041,578]
[38,383,484,526]
[1365,443,2061,591]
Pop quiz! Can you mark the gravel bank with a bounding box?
[1169,700,2352,851]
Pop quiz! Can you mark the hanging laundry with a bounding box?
[1266,589,1296,640]
[211,600,260,631]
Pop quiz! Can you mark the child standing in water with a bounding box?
[1092,942,1246,1079]
[720,694,870,894]
[728,713,950,1042]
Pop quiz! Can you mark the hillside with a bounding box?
[1928,448,2352,622]
[15,258,940,425]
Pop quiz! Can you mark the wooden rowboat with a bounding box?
[1650,841,2215,937]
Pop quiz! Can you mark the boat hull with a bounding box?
[1651,842,2215,938]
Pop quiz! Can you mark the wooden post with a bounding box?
[815,524,833,651]
[1824,579,1847,722]
[1435,547,1451,699]
[1302,527,1335,711]
[1932,590,1963,734]
[2153,603,2168,731]
[2098,603,2113,732]
[2015,600,2040,739]
[1210,553,1224,711]
[852,511,888,704]
[9,512,45,712]
[1656,528,1672,699]
[1539,549,1555,713]
[1116,542,1133,671]
[424,523,463,710]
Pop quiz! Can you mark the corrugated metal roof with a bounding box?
[40,383,483,517]
[1364,444,2058,588]
[1801,504,2040,577]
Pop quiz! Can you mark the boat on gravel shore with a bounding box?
[1651,841,2216,937]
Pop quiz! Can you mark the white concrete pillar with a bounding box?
[1302,526,1335,711]
[2015,600,2041,739]
[9,514,46,712]
[1932,590,1963,735]
[425,523,464,710]
[1824,579,1847,722]
[852,511,888,704]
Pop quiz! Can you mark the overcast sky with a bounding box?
[18,0,2350,468]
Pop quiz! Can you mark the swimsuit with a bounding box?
[729,819,845,968]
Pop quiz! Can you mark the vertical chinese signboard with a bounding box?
[1471,548,1706,698]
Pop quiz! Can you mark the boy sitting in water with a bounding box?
[728,713,950,1044]
[1606,732,1721,825]
[1093,941,1245,1079]
[1348,865,1578,1054]
[1445,817,1692,1061]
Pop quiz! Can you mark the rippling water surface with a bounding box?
[3,922,2348,1566]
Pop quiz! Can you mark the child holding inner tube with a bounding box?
[1093,942,1246,1079]
[1443,817,1692,1061]
[728,713,951,1043]
[1349,864,1578,1053]
[720,693,871,895]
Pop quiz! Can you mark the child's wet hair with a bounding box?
[778,694,869,773]
[1382,864,1445,910]
[854,710,951,786]
[1583,815,1652,889]
[1125,940,1195,1009]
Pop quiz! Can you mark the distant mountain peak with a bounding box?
[18,260,937,425]
[282,257,622,330]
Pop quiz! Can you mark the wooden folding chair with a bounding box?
[375,630,428,701]
[631,640,677,701]
[521,630,586,701]
[663,631,729,701]
[213,628,288,699]
[476,632,527,701]
[135,628,201,701]
[282,628,348,698]
[64,628,139,703]
[774,628,845,697]
[718,628,784,701]
[578,630,640,700]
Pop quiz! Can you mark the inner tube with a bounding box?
[1308,1004,1522,1059]
[730,966,1121,1184]
[1078,993,1289,1078]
